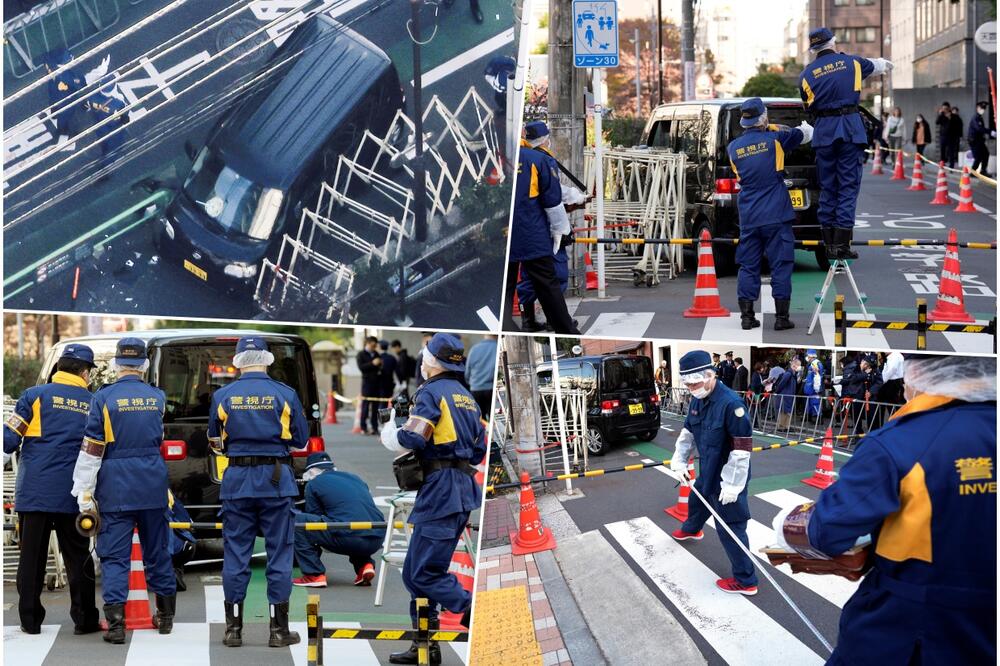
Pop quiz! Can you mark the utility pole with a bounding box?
[410,0,428,243]
[505,336,545,477]
[681,0,695,101]
[634,27,641,114]
[656,0,663,104]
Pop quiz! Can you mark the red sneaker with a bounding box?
[670,528,704,541]
[292,573,327,588]
[354,563,375,586]
[716,577,758,596]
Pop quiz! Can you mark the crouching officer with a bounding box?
[70,338,175,644]
[380,333,487,665]
[4,344,100,635]
[207,336,308,648]
[670,350,758,596]
[799,27,892,260]
[728,98,812,331]
[292,452,385,588]
[770,355,996,664]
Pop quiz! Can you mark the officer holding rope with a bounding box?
[380,333,487,664]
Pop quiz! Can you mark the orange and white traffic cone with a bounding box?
[509,472,556,556]
[929,162,951,204]
[584,252,598,290]
[953,166,977,213]
[929,228,974,323]
[890,150,906,180]
[511,266,522,318]
[907,155,926,191]
[125,529,155,630]
[683,229,730,318]
[664,457,697,521]
[439,545,476,629]
[351,398,363,434]
[801,428,837,490]
[870,145,884,175]
[324,391,338,425]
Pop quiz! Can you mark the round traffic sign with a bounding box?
[974,21,996,53]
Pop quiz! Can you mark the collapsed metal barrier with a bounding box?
[307,595,467,666]
[833,295,997,351]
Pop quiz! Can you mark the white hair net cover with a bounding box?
[905,356,996,402]
[233,350,275,369]
[422,348,444,373]
[111,359,150,374]
[527,135,549,149]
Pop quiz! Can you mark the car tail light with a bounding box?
[292,436,326,457]
[650,392,660,404]
[215,336,239,342]
[161,440,187,461]
[600,399,619,414]
[715,178,739,194]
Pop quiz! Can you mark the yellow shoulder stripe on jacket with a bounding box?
[876,462,933,563]
[800,78,815,106]
[24,397,42,438]
[853,60,862,92]
[433,397,458,446]
[774,140,785,171]
[280,401,292,440]
[529,164,540,198]
[102,404,115,444]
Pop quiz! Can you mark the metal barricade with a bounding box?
[537,385,591,475]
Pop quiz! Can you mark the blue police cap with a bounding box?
[806,349,818,357]
[305,452,334,471]
[524,121,550,141]
[428,333,466,372]
[115,337,147,367]
[60,343,95,368]
[679,350,714,375]
[236,336,269,353]
[739,97,767,128]
[809,27,834,49]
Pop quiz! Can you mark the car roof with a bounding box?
[52,329,305,345]
[653,97,805,110]
[214,15,393,189]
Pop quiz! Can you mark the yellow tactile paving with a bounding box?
[469,585,544,666]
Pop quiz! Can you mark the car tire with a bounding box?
[637,429,659,442]
[586,427,609,456]
[694,219,736,276]
[814,249,830,271]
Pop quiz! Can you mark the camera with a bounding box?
[378,393,410,426]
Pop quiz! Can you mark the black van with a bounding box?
[40,330,325,541]
[156,16,405,288]
[641,98,878,274]
[538,354,660,456]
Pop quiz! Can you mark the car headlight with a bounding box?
[162,218,175,240]
[223,262,258,279]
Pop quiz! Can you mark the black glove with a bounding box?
[559,234,574,251]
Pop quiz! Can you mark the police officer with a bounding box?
[670,350,758,596]
[207,336,308,648]
[803,349,824,417]
[70,338,175,643]
[771,355,996,664]
[799,28,892,260]
[42,48,86,147]
[85,74,129,167]
[728,97,813,330]
[4,344,100,635]
[516,236,570,331]
[507,121,580,334]
[292,452,385,588]
[380,333,487,664]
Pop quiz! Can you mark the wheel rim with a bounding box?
[587,428,603,453]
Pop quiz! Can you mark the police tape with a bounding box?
[485,433,863,495]
[307,595,467,666]
[573,237,997,249]
[833,295,997,351]
[870,146,998,187]
[166,520,478,531]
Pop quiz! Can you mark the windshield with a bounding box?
[729,105,815,168]
[183,147,284,240]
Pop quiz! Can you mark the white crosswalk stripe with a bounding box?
[584,312,655,338]
[125,622,210,665]
[3,625,60,666]
[204,584,226,623]
[606,517,825,665]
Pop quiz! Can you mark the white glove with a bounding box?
[2,452,10,467]
[84,55,111,85]
[797,120,814,144]
[719,449,750,500]
[992,130,997,139]
[70,449,102,500]
[380,411,404,452]
[562,186,587,206]
[720,488,739,505]
[671,428,695,485]
[77,491,95,514]
[870,58,894,75]
[543,203,571,237]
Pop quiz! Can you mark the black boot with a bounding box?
[520,305,545,332]
[389,619,442,664]
[774,299,796,330]
[835,228,859,260]
[102,603,126,645]
[268,601,300,648]
[153,594,175,635]
[738,299,760,330]
[820,226,839,260]
[223,601,243,647]
[470,0,484,23]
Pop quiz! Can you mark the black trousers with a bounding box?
[17,512,99,631]
[504,257,579,334]
[971,142,990,174]
[471,389,493,419]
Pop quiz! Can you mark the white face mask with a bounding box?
[689,385,711,399]
[978,107,986,115]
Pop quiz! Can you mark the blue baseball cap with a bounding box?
[427,333,466,372]
[236,336,268,353]
[740,98,767,128]
[115,338,147,367]
[679,350,714,375]
[524,121,549,141]
[305,452,334,471]
[60,344,95,368]
[809,27,834,50]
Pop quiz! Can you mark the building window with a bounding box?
[833,0,850,5]
[855,0,874,4]
[855,27,877,43]
[833,27,852,43]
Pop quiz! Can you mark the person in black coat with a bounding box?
[356,337,383,435]
[391,340,414,394]
[968,101,995,177]
[732,357,750,393]
[378,340,398,402]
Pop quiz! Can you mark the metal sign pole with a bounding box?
[594,66,607,298]
[549,335,574,495]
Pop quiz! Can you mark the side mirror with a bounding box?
[184,141,197,161]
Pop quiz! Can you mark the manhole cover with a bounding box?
[215,18,271,65]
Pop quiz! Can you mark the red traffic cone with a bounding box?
[802,428,837,490]
[890,150,906,180]
[324,391,338,425]
[953,166,976,213]
[351,398,363,434]
[683,229,730,318]
[929,162,951,204]
[584,252,598,290]
[125,529,155,630]
[511,266,522,317]
[907,155,927,191]
[509,472,556,555]
[665,457,697,521]
[929,228,974,323]
[439,546,476,629]
[485,166,501,185]
[870,145,884,175]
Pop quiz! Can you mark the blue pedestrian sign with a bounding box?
[573,0,618,67]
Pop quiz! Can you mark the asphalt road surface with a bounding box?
[2,414,476,665]
[564,171,997,352]
[3,0,512,329]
